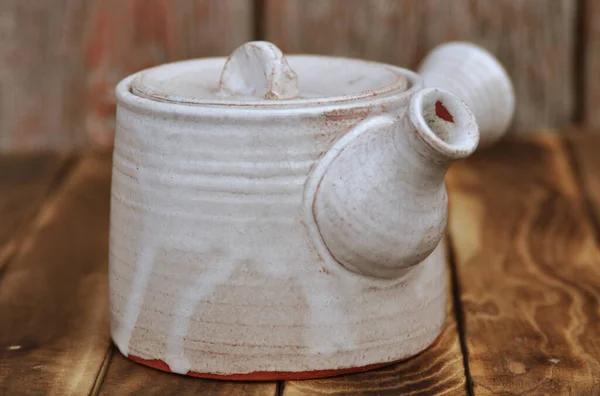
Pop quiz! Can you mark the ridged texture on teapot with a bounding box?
[419,41,515,148]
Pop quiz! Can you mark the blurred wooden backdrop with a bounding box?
[0,0,596,152]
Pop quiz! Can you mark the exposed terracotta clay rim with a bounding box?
[125,327,446,381]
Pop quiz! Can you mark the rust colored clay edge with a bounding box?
[125,327,446,381]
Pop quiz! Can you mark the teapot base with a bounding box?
[124,327,446,381]
[110,240,448,380]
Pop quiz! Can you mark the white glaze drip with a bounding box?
[112,224,156,357]
[163,263,239,374]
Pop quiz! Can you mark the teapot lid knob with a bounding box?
[219,41,300,100]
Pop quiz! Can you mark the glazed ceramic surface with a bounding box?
[110,42,479,378]
[419,41,515,147]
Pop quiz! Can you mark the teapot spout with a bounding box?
[405,87,480,165]
[311,88,478,279]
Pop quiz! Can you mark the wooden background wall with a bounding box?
[0,0,596,152]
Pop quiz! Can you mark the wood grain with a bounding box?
[567,133,600,228]
[0,154,112,395]
[264,0,577,134]
[0,0,253,152]
[446,136,600,394]
[99,348,278,396]
[282,268,466,395]
[3,135,600,393]
[583,0,600,128]
[0,153,70,265]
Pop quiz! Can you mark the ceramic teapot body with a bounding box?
[110,42,479,378]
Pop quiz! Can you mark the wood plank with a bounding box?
[282,272,467,395]
[264,0,577,134]
[567,133,600,229]
[583,0,600,128]
[0,153,70,265]
[98,348,278,396]
[0,0,91,151]
[0,0,253,152]
[446,135,600,394]
[0,154,112,395]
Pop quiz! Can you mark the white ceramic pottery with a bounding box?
[109,41,480,380]
[419,41,515,147]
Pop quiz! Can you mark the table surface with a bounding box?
[1,133,599,395]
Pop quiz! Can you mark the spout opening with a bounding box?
[409,88,479,160]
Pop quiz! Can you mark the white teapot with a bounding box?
[109,41,513,379]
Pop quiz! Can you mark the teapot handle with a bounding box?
[418,42,515,147]
[219,41,300,100]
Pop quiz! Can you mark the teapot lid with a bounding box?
[131,41,409,107]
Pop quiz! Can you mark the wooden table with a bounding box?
[1,133,599,395]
